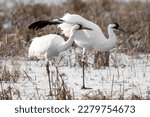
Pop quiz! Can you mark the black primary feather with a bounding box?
[28,20,49,30]
[28,20,63,30]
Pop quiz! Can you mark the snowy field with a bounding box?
[0,0,149,101]
[1,48,150,100]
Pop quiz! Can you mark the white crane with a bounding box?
[28,24,93,95]
[28,13,124,89]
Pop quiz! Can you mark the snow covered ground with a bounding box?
[1,48,150,100]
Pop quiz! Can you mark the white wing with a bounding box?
[28,34,64,60]
[58,13,103,38]
[58,13,106,50]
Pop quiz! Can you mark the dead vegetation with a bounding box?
[0,0,150,100]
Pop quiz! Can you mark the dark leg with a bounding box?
[46,61,52,96]
[81,50,92,89]
[104,51,110,67]
[81,61,85,89]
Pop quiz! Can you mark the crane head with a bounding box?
[109,23,125,32]
[70,24,93,38]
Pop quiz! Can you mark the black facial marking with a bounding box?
[113,23,119,29]
[78,24,82,29]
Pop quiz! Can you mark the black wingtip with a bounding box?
[28,19,63,30]
[28,20,50,30]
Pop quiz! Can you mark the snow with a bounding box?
[0,48,150,100]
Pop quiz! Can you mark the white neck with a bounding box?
[57,25,78,52]
[96,27,117,52]
[108,26,117,38]
[57,35,74,52]
[107,27,117,46]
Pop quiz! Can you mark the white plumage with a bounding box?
[28,24,93,94]
[58,13,121,52]
[28,34,65,60]
[28,13,123,89]
[57,14,123,89]
[29,13,123,53]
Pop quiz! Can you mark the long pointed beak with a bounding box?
[79,26,93,30]
[118,28,125,33]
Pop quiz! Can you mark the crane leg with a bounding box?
[82,60,85,89]
[104,51,110,67]
[46,61,52,96]
[81,55,92,90]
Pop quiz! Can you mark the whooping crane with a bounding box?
[28,24,93,95]
[28,13,124,89]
